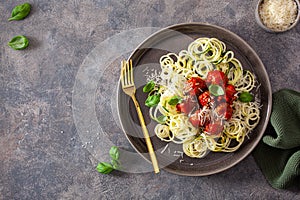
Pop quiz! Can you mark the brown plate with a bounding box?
[117,23,272,176]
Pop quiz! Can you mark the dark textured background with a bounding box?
[1,0,299,199]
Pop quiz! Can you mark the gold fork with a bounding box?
[120,59,160,173]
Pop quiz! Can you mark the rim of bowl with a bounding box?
[255,0,300,32]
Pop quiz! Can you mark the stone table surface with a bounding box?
[1,0,300,199]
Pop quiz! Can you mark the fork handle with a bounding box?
[131,95,160,173]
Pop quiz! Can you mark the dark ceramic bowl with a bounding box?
[117,23,272,176]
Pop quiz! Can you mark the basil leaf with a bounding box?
[145,94,160,107]
[143,81,155,93]
[156,115,167,124]
[208,84,224,96]
[8,35,29,50]
[168,96,182,105]
[239,92,254,102]
[96,162,114,174]
[8,3,31,21]
[111,159,120,169]
[109,146,119,160]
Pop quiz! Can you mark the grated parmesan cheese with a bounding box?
[259,0,298,31]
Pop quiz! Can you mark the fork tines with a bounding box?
[121,59,134,88]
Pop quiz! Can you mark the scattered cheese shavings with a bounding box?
[160,144,169,154]
[173,150,184,158]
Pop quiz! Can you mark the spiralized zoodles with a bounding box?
[144,37,260,158]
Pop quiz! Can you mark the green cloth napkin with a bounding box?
[253,89,300,189]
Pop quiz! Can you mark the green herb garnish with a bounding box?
[156,115,167,124]
[111,159,120,169]
[238,92,254,102]
[208,84,224,96]
[109,146,120,161]
[96,146,120,174]
[96,162,114,174]
[145,94,161,107]
[8,35,29,50]
[143,81,155,93]
[8,3,31,21]
[168,96,182,105]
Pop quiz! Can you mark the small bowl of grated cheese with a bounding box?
[255,0,300,32]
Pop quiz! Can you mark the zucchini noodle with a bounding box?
[148,37,261,158]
